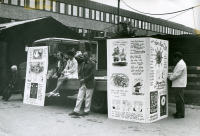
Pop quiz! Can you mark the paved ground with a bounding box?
[0,94,200,136]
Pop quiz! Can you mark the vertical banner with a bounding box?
[23,46,48,106]
[149,38,168,122]
[107,38,168,123]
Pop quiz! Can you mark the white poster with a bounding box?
[23,46,48,106]
[107,38,168,123]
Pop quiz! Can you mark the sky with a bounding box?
[91,0,200,32]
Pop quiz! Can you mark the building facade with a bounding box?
[0,0,196,39]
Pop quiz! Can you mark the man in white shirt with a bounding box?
[168,52,187,119]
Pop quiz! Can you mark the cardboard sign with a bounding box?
[23,46,48,106]
[107,38,168,123]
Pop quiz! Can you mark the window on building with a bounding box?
[45,0,51,11]
[148,23,150,30]
[160,26,162,33]
[101,12,104,21]
[67,4,71,15]
[60,3,65,14]
[151,24,154,31]
[172,29,174,35]
[163,26,165,33]
[130,19,134,27]
[20,0,24,6]
[142,22,145,29]
[135,20,137,27]
[115,15,118,24]
[154,24,157,31]
[79,7,83,17]
[123,17,126,22]
[111,14,114,23]
[4,0,8,4]
[139,21,141,28]
[119,16,122,22]
[91,10,95,19]
[85,8,89,18]
[73,5,78,16]
[29,0,35,8]
[52,1,56,12]
[145,22,148,30]
[106,13,109,22]
[11,0,18,5]
[38,0,43,9]
[78,28,83,36]
[96,11,100,20]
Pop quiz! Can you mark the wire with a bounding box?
[167,9,190,20]
[121,0,200,15]
[192,8,197,34]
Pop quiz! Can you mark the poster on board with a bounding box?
[23,46,48,106]
[107,38,168,123]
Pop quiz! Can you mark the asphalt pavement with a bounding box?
[0,94,200,136]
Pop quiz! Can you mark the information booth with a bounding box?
[107,38,168,123]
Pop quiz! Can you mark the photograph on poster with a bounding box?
[122,100,132,111]
[29,62,44,74]
[132,78,144,95]
[150,91,158,114]
[112,99,121,110]
[33,49,43,59]
[160,95,167,116]
[111,73,129,88]
[30,83,38,99]
[112,40,128,66]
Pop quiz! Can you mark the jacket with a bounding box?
[169,59,187,87]
[78,60,96,89]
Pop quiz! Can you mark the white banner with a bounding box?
[23,46,48,106]
[107,38,168,123]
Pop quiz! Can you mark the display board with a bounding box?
[23,46,48,106]
[107,38,168,123]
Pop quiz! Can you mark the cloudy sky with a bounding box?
[91,0,200,31]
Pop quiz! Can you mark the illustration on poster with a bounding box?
[122,100,132,111]
[160,95,167,116]
[30,83,38,99]
[112,99,121,110]
[132,78,144,95]
[112,40,128,66]
[111,73,129,88]
[150,91,158,114]
[29,62,44,74]
[150,40,167,51]
[33,49,43,59]
[133,101,143,112]
[155,47,163,67]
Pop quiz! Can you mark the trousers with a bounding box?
[74,84,94,113]
[174,87,185,117]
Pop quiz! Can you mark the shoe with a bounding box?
[48,92,54,97]
[172,113,178,116]
[53,93,60,97]
[174,115,184,119]
[69,111,79,116]
[80,112,89,116]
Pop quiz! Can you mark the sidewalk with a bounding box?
[0,94,200,136]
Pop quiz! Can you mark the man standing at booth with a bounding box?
[69,51,96,116]
[168,52,187,119]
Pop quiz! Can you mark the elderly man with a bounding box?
[69,51,96,116]
[168,52,187,119]
[2,65,19,101]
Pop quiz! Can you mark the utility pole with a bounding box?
[117,0,120,34]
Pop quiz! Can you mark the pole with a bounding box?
[117,0,120,34]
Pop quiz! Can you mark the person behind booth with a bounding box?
[48,51,78,97]
[69,51,96,116]
[2,65,19,101]
[168,52,187,119]
[46,52,67,88]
